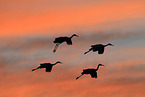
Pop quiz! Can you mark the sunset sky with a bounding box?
[0,0,145,97]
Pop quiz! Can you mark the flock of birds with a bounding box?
[32,34,114,80]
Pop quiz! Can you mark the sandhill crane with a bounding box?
[53,34,79,52]
[76,64,104,80]
[84,43,113,55]
[32,61,62,72]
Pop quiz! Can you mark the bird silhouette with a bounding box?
[32,61,62,72]
[53,34,79,52]
[84,43,113,55]
[76,64,104,80]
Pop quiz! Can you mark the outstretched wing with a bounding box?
[90,72,97,78]
[91,44,101,48]
[91,45,96,48]
[66,38,72,45]
[91,44,102,52]
[98,47,104,54]
[45,66,53,72]
[40,63,50,66]
[54,37,66,43]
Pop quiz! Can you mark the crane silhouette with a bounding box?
[84,43,113,55]
[32,61,62,72]
[76,64,104,80]
[53,34,79,52]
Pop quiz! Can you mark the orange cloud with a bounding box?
[0,0,145,37]
[0,60,145,97]
[0,1,145,96]
[0,37,145,96]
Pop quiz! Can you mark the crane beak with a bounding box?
[108,43,114,46]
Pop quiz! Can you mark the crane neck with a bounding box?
[95,65,100,71]
[104,44,109,47]
[70,35,74,38]
[54,62,58,65]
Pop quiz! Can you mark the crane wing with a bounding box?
[91,44,101,48]
[40,63,45,66]
[45,66,53,72]
[98,48,104,54]
[90,72,97,78]
[54,37,66,43]
[66,38,72,45]
[40,63,50,66]
[91,44,102,52]
[91,45,97,48]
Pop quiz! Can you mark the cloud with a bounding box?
[0,61,145,97]
[1,0,145,37]
[0,31,138,54]
[0,0,145,96]
[0,45,145,97]
[0,31,144,70]
[0,32,145,96]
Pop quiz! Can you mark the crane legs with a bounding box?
[32,67,39,71]
[53,44,59,53]
[84,48,92,55]
[76,74,83,80]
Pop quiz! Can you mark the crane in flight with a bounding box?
[76,64,104,80]
[32,61,62,72]
[53,34,79,52]
[84,43,113,55]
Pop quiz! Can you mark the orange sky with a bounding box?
[0,0,145,37]
[0,0,145,97]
